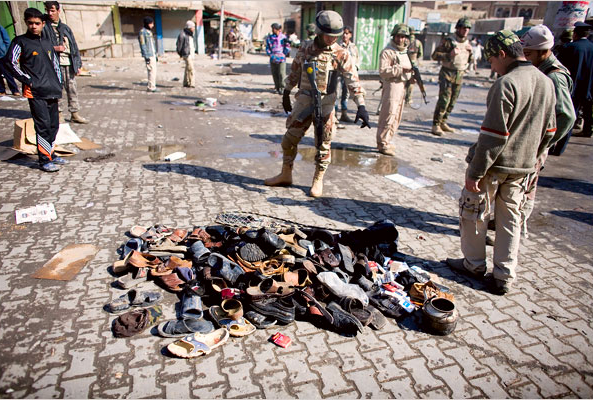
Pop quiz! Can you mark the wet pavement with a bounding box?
[0,52,592,398]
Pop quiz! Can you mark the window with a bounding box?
[519,8,533,20]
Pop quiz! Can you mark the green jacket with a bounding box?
[538,53,576,146]
[466,61,557,180]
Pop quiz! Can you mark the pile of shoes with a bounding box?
[105,219,456,358]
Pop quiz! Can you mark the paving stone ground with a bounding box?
[0,52,591,399]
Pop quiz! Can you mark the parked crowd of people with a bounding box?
[1,5,592,297]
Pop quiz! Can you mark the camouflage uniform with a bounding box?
[431,25,473,128]
[282,39,365,171]
[404,34,423,104]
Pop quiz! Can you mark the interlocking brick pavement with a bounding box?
[0,52,591,398]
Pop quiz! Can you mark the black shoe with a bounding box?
[326,301,364,335]
[445,258,485,279]
[250,297,295,325]
[488,277,512,296]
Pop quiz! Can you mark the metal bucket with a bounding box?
[422,297,458,335]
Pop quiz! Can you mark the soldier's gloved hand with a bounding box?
[354,105,371,129]
[282,90,292,113]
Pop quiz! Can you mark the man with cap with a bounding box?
[138,16,157,92]
[264,10,370,198]
[376,24,414,156]
[265,23,290,94]
[305,23,317,43]
[176,20,196,88]
[553,29,572,56]
[520,24,576,233]
[404,29,423,106]
[446,30,557,295]
[430,17,474,136]
[556,21,593,145]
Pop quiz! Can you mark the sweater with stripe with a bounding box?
[466,60,557,180]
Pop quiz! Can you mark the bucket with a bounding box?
[422,297,458,335]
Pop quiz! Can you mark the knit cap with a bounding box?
[185,20,195,29]
[521,24,554,50]
[483,30,520,59]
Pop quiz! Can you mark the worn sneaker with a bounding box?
[53,156,69,165]
[445,258,485,279]
[431,124,445,136]
[488,277,512,296]
[40,162,60,172]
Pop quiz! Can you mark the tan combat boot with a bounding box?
[431,124,444,136]
[264,163,293,186]
[440,122,455,133]
[71,112,89,124]
[339,109,352,123]
[309,168,326,198]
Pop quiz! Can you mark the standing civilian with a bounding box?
[176,20,195,88]
[139,17,157,92]
[265,23,290,94]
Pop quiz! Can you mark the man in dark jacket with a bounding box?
[555,21,593,151]
[3,8,65,172]
[0,25,20,96]
[176,20,195,88]
[43,1,88,123]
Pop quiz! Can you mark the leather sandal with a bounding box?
[128,250,163,269]
[282,269,312,287]
[246,278,294,300]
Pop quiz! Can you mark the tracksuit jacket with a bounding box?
[2,31,62,99]
[42,16,82,75]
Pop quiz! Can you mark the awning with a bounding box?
[215,10,251,22]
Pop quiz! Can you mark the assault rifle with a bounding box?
[305,61,324,148]
[412,65,428,104]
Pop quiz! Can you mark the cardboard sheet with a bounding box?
[32,244,100,281]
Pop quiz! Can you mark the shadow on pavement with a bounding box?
[550,210,593,226]
[211,85,274,94]
[399,130,475,147]
[227,63,270,75]
[537,176,593,196]
[0,108,31,119]
[89,84,132,91]
[142,163,309,194]
[267,196,459,237]
[250,133,377,153]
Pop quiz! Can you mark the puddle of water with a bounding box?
[227,147,400,175]
[134,144,194,161]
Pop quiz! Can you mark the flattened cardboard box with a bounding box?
[13,118,76,156]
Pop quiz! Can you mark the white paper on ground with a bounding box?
[461,128,479,135]
[15,203,57,224]
[55,123,82,144]
[385,173,436,190]
[164,152,186,161]
[0,95,16,101]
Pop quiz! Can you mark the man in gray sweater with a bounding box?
[446,30,557,295]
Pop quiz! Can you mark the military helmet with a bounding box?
[456,17,472,29]
[315,10,344,37]
[306,23,316,34]
[391,23,410,37]
[560,28,573,41]
[483,29,520,59]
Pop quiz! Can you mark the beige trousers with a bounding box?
[183,56,195,87]
[459,171,527,283]
[376,80,405,151]
[146,56,157,91]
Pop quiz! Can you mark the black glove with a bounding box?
[354,105,371,129]
[282,90,292,113]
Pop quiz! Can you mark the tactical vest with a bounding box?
[442,34,472,71]
[395,50,413,82]
[298,42,340,95]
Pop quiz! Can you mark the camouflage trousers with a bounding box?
[282,91,336,171]
[432,70,463,126]
[59,66,80,113]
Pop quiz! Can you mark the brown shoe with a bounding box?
[431,124,444,136]
[445,258,485,279]
[440,122,455,133]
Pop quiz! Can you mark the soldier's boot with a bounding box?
[309,168,325,198]
[340,109,352,123]
[431,124,445,137]
[71,112,89,124]
[264,162,293,186]
[440,122,455,133]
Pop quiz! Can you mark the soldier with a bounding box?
[138,17,157,92]
[430,17,473,136]
[376,24,414,156]
[446,30,557,295]
[43,1,88,123]
[520,25,576,234]
[404,30,423,106]
[305,23,316,43]
[264,10,370,198]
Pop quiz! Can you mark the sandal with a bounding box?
[105,289,162,313]
[158,271,185,292]
[128,250,163,269]
[246,278,294,300]
[151,256,191,277]
[167,328,229,358]
[157,318,214,337]
[209,305,256,337]
[116,267,148,289]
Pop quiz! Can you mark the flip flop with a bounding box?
[130,225,148,238]
[123,238,145,258]
[167,328,229,358]
[105,289,163,313]
[157,318,214,338]
[209,305,256,337]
